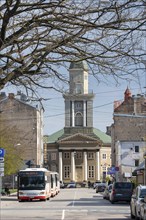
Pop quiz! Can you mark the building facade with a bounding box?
[111,88,146,179]
[44,61,111,184]
[115,140,146,181]
[0,92,44,167]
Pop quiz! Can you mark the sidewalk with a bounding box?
[0,192,17,207]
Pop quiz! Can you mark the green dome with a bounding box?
[69,61,88,71]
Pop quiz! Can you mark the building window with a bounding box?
[75,112,83,126]
[88,166,95,178]
[135,159,139,167]
[64,165,70,179]
[88,152,94,160]
[64,152,70,159]
[102,154,106,159]
[75,101,83,109]
[51,153,56,161]
[76,152,82,159]
[135,146,139,153]
[102,166,106,171]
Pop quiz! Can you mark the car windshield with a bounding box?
[115,182,132,189]
[139,189,146,198]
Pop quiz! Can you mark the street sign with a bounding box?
[0,163,4,167]
[0,148,5,157]
[0,157,4,162]
[107,167,116,175]
[0,168,4,172]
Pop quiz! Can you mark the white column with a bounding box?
[71,151,75,181]
[59,152,63,181]
[84,151,87,181]
[96,151,100,181]
[72,101,75,127]
[83,101,86,127]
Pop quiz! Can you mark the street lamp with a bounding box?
[143,152,146,185]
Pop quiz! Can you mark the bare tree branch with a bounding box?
[0,0,146,95]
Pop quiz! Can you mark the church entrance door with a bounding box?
[75,166,82,182]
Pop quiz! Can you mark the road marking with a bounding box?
[72,189,77,207]
[61,209,65,220]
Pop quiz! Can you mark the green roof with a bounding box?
[93,128,111,144]
[47,129,64,143]
[45,128,111,144]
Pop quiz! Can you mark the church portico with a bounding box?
[58,134,101,183]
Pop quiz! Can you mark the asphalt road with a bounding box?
[0,188,131,220]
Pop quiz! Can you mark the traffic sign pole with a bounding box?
[0,148,5,214]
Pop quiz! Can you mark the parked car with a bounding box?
[139,195,146,220]
[96,183,106,193]
[103,184,113,200]
[130,185,146,219]
[67,182,76,188]
[109,182,134,204]
[93,181,101,189]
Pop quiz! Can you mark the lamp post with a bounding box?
[143,152,146,185]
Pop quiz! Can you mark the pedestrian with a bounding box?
[5,186,10,196]
[88,180,91,188]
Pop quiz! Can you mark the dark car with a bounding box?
[103,184,113,200]
[93,181,101,189]
[67,182,76,188]
[96,183,106,193]
[109,182,134,204]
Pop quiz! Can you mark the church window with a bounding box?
[75,112,83,126]
[64,152,70,159]
[88,152,94,159]
[75,102,82,109]
[88,166,95,178]
[64,165,70,179]
[76,152,82,159]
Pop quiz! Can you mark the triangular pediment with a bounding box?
[57,133,100,144]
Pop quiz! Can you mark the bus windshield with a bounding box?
[18,171,45,190]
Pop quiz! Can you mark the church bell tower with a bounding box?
[63,61,95,134]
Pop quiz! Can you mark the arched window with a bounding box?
[75,112,83,126]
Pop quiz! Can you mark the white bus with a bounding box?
[50,172,60,197]
[17,168,51,202]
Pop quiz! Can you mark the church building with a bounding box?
[44,61,111,184]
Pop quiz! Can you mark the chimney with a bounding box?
[8,93,15,99]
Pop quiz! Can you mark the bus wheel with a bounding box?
[47,197,50,200]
